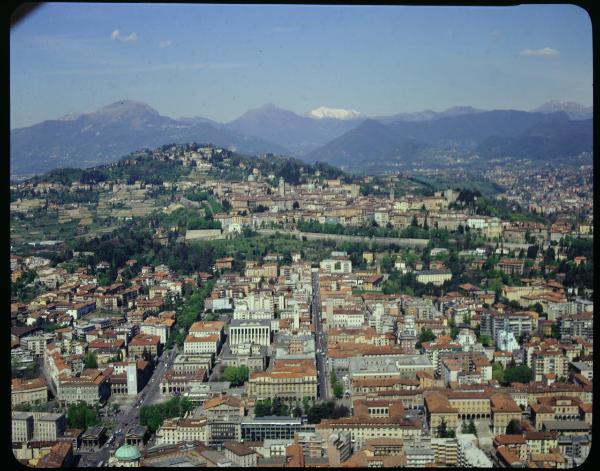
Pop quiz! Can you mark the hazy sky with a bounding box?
[10,3,592,128]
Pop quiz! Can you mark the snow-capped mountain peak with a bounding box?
[309,106,361,120]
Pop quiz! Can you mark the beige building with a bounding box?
[11,411,66,442]
[128,334,161,359]
[245,262,278,280]
[183,334,219,355]
[155,416,208,445]
[424,392,459,437]
[490,393,522,435]
[58,369,110,405]
[223,442,258,467]
[320,257,352,274]
[317,400,421,451]
[140,316,174,345]
[12,411,34,443]
[11,377,48,407]
[246,359,317,401]
[229,319,271,346]
[415,269,452,286]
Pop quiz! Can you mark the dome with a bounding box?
[114,444,141,461]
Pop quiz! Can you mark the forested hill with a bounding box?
[19,143,350,187]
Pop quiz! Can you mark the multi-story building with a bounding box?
[532,347,568,382]
[246,359,317,401]
[316,400,421,451]
[327,431,352,466]
[128,333,161,359]
[159,369,207,395]
[457,434,493,467]
[203,396,244,446]
[320,257,352,274]
[58,369,110,405]
[11,411,66,442]
[490,393,522,435]
[559,313,593,341]
[223,442,259,467]
[479,310,532,342]
[140,316,174,345]
[155,416,208,445]
[11,378,48,407]
[415,269,452,286]
[495,259,525,276]
[32,412,67,441]
[11,412,34,443]
[241,416,311,442]
[183,334,220,355]
[229,319,271,346]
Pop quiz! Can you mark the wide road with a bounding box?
[311,271,328,400]
[257,229,430,248]
[79,345,179,467]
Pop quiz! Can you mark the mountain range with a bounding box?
[10,99,593,175]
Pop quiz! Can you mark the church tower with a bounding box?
[279,177,286,197]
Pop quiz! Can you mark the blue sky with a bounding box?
[10,3,592,128]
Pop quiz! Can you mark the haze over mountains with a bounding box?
[10,99,592,175]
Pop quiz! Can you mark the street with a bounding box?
[78,345,178,466]
[311,271,328,400]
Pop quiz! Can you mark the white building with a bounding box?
[457,434,492,467]
[320,257,352,274]
[496,330,519,352]
[229,319,271,346]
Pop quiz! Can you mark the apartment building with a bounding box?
[155,416,208,445]
[11,377,48,407]
[246,359,317,401]
[58,369,110,405]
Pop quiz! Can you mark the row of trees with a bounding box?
[491,362,533,385]
[67,401,101,429]
[139,396,194,433]
[166,280,216,348]
[223,366,249,387]
[330,371,344,399]
[254,397,350,424]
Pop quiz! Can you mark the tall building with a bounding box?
[279,177,286,197]
[127,359,138,396]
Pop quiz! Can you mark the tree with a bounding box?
[419,328,436,344]
[527,245,538,259]
[254,399,272,417]
[529,303,544,314]
[506,419,523,435]
[139,396,194,433]
[503,365,533,384]
[492,362,505,383]
[142,348,155,368]
[544,247,556,264]
[67,402,101,429]
[333,382,344,399]
[223,365,249,387]
[438,418,451,438]
[467,420,477,435]
[292,201,300,209]
[83,352,98,369]
[478,334,492,347]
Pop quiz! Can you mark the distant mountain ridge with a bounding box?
[532,100,593,120]
[10,99,593,175]
[307,109,592,166]
[223,103,362,156]
[10,100,288,175]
